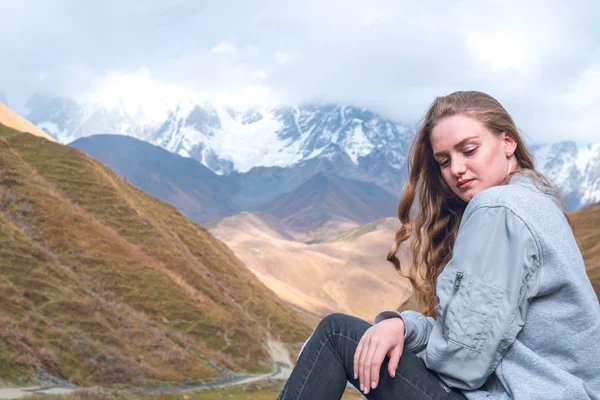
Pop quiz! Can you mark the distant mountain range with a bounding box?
[27,93,600,214]
[256,172,397,233]
[71,135,398,231]
[27,93,412,197]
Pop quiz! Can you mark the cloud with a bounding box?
[1,0,599,143]
[464,31,529,71]
[84,68,277,111]
[275,52,294,65]
[211,42,237,54]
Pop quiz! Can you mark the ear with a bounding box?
[502,132,517,155]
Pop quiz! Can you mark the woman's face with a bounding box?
[430,114,518,202]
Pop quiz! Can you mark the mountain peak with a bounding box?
[257,172,397,232]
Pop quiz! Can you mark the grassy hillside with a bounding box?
[0,123,311,386]
[570,203,600,299]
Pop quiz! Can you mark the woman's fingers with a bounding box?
[361,338,378,395]
[353,319,406,394]
[354,330,369,390]
[387,343,403,378]
[358,334,373,393]
[353,335,364,381]
[369,345,389,391]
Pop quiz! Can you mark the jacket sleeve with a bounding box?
[424,205,541,390]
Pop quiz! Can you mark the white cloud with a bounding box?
[85,68,200,117]
[275,52,295,65]
[560,65,600,109]
[464,31,529,71]
[85,69,278,111]
[211,42,237,54]
[1,0,600,143]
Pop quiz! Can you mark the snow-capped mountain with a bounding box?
[26,93,413,194]
[26,93,412,174]
[25,92,600,210]
[531,142,600,210]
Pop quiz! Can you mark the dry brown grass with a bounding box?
[0,123,311,386]
[570,203,600,299]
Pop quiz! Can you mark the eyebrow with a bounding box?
[433,136,479,158]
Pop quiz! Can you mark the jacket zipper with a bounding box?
[442,271,463,336]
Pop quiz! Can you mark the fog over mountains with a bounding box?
[28,93,600,211]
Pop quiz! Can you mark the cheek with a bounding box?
[478,150,505,182]
[440,169,453,185]
[479,147,497,166]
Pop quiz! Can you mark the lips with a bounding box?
[457,179,474,189]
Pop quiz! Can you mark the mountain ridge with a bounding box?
[256,172,398,232]
[70,134,399,229]
[70,134,239,223]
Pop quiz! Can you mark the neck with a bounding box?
[507,157,519,175]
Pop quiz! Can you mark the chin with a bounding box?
[460,190,478,203]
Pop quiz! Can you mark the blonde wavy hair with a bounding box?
[386,91,570,317]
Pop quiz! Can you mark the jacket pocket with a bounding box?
[440,271,505,352]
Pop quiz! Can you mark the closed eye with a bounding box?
[438,147,476,167]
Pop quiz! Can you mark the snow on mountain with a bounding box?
[531,142,600,209]
[24,90,600,210]
[26,93,413,178]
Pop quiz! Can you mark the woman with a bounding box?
[277,91,600,399]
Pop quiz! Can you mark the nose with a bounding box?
[449,158,467,178]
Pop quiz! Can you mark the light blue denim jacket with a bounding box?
[375,174,600,399]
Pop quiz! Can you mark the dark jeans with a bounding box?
[278,313,467,400]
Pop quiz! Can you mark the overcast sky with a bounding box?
[1,0,599,143]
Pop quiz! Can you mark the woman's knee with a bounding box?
[316,312,354,336]
[302,313,353,346]
[297,313,354,360]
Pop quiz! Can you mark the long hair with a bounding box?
[387,91,572,317]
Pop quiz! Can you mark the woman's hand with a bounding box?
[353,317,405,395]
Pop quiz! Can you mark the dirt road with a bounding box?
[0,340,294,399]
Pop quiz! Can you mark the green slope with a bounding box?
[0,124,310,386]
